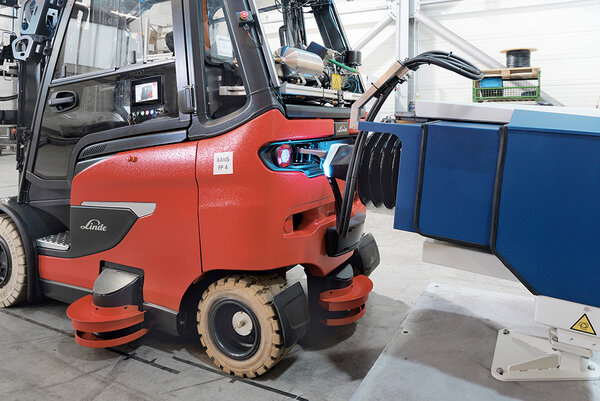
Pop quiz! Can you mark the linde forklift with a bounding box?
[7,0,597,385]
[0,0,386,378]
[0,0,19,154]
[0,0,485,379]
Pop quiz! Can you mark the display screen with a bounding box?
[134,81,159,103]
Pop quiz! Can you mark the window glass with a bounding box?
[34,63,178,180]
[54,0,174,79]
[203,0,247,119]
[256,0,321,52]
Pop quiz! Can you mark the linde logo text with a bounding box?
[80,219,108,232]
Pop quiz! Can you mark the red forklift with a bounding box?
[0,0,379,377]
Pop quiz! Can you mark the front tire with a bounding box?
[197,275,287,378]
[0,215,27,307]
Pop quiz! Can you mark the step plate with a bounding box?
[36,231,71,251]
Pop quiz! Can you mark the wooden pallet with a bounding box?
[481,67,540,80]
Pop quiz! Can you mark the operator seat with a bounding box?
[165,31,174,55]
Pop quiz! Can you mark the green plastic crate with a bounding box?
[473,70,541,102]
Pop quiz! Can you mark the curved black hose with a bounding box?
[337,50,482,236]
[0,94,17,101]
[328,177,342,216]
[337,83,396,235]
[403,50,483,80]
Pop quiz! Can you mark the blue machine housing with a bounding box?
[417,121,501,247]
[360,110,600,308]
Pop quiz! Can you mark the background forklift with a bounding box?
[0,0,18,155]
[0,0,381,378]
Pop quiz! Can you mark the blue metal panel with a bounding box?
[509,109,600,136]
[418,121,501,246]
[495,110,600,307]
[358,121,422,233]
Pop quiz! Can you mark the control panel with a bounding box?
[129,76,167,124]
[130,107,166,124]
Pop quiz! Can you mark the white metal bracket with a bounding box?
[491,329,599,381]
[492,296,600,381]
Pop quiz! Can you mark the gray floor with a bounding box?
[0,151,565,400]
[352,284,600,401]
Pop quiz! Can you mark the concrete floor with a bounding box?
[352,284,600,401]
[0,151,544,400]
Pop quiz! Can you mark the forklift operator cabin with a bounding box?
[37,0,177,180]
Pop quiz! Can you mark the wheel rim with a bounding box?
[0,236,12,288]
[208,298,261,360]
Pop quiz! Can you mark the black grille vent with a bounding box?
[80,143,107,159]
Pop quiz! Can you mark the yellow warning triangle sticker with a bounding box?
[570,314,596,335]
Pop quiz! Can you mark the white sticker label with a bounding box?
[215,35,233,58]
[214,152,233,175]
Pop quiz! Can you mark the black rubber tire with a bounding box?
[197,275,287,378]
[0,215,27,307]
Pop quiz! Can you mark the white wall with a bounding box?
[336,0,398,115]
[3,1,599,113]
[336,0,600,114]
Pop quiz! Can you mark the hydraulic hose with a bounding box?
[329,58,358,73]
[337,83,396,235]
[402,50,483,80]
[337,50,482,237]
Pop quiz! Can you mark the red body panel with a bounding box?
[195,110,362,275]
[40,110,364,313]
[40,142,201,310]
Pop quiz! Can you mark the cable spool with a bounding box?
[500,48,537,68]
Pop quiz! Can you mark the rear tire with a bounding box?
[197,274,287,378]
[0,215,27,307]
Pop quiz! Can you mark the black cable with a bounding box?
[402,50,483,80]
[0,94,17,101]
[337,83,395,235]
[328,177,342,217]
[243,24,262,49]
[505,49,531,68]
[336,50,482,236]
